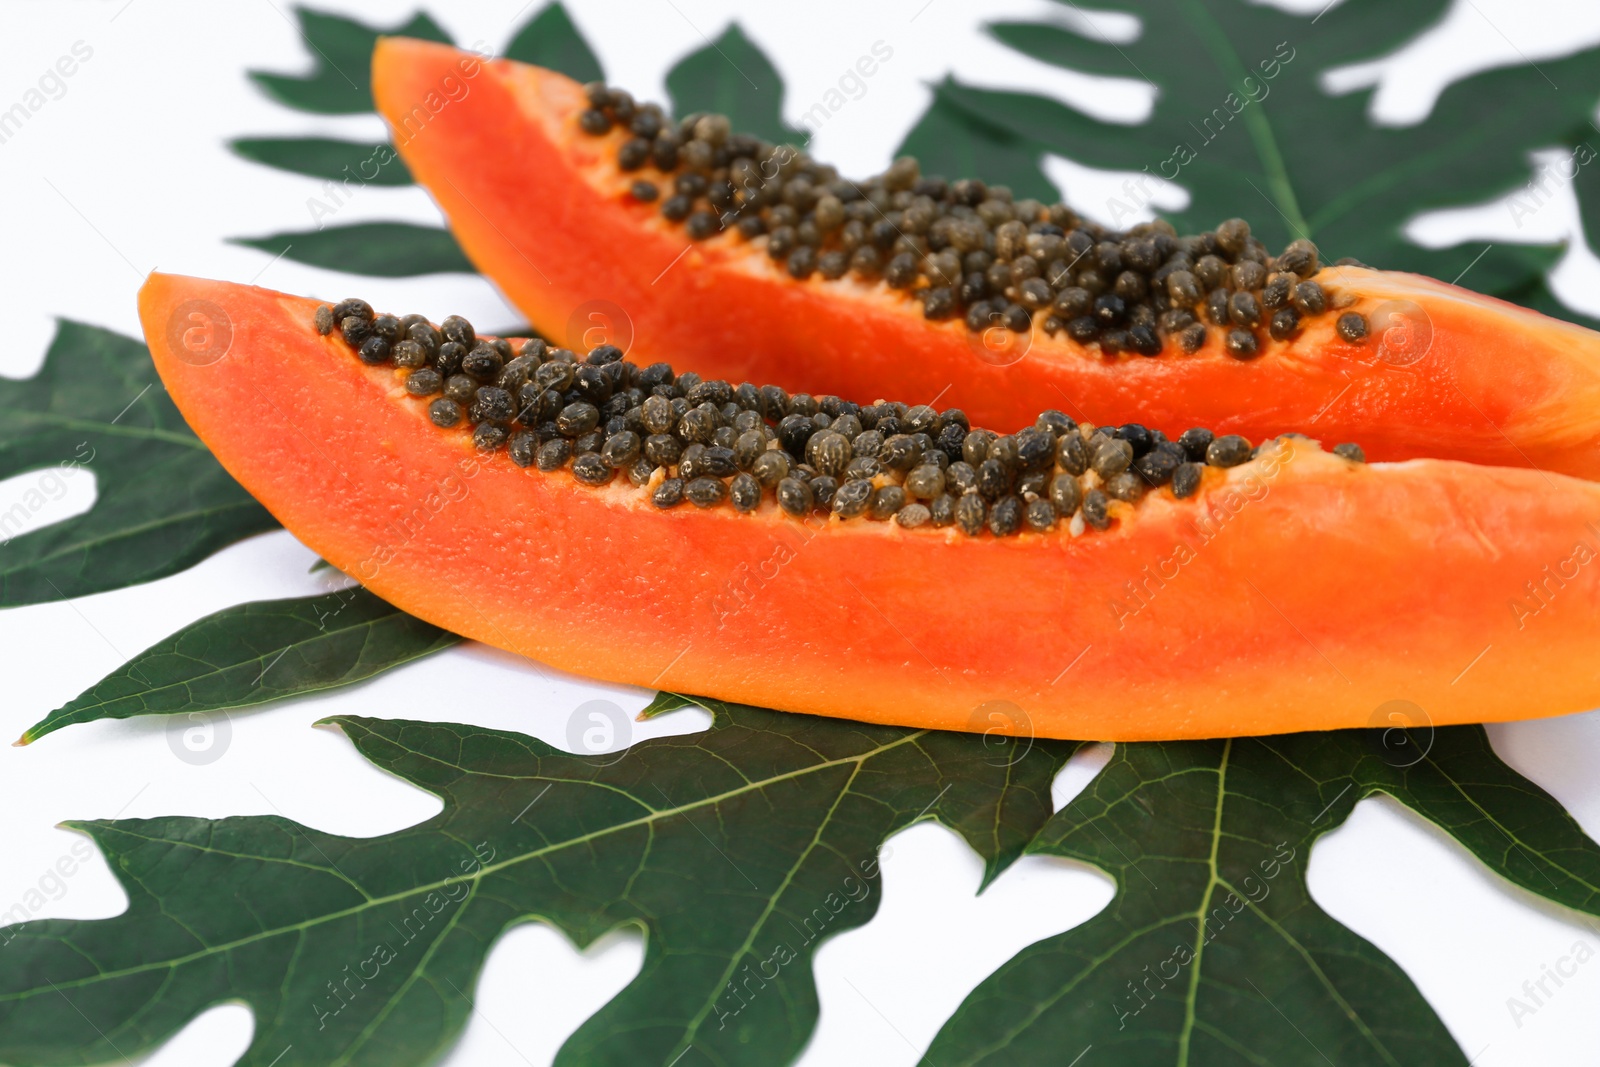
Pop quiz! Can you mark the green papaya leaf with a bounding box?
[231,4,602,190]
[0,703,1069,1067]
[897,82,1058,204]
[229,136,413,186]
[926,726,1600,1064]
[249,7,451,114]
[0,322,277,607]
[19,588,460,745]
[665,23,809,145]
[933,0,1600,315]
[505,2,604,83]
[232,221,475,277]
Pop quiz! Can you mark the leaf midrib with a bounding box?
[1305,105,1575,236]
[1175,745,1404,1067]
[1176,737,1230,1065]
[3,727,932,1003]
[667,756,869,1060]
[0,500,266,580]
[1415,751,1600,902]
[945,759,1230,1065]
[964,743,1410,1067]
[3,411,207,452]
[35,610,447,734]
[332,879,479,1067]
[1222,869,1402,1067]
[1178,0,1308,238]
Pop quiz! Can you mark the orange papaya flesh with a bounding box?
[371,37,1600,481]
[140,271,1600,741]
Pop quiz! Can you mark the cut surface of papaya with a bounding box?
[371,38,1600,481]
[139,271,1600,741]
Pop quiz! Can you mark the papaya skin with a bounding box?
[140,271,1600,741]
[370,37,1600,481]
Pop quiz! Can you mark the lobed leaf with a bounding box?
[8,705,1600,1065]
[896,81,1057,204]
[665,23,810,147]
[926,726,1600,1064]
[19,588,460,744]
[504,2,604,84]
[231,221,475,277]
[936,0,1600,318]
[229,136,414,186]
[249,7,451,114]
[0,702,1070,1067]
[0,322,276,607]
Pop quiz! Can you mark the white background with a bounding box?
[3,1,1600,1064]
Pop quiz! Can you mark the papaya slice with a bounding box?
[371,38,1600,481]
[139,271,1600,741]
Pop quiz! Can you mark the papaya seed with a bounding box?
[1337,312,1370,343]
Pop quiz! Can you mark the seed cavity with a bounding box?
[571,89,1357,359]
[321,304,1363,538]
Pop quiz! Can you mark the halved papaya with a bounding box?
[370,38,1600,481]
[139,271,1600,741]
